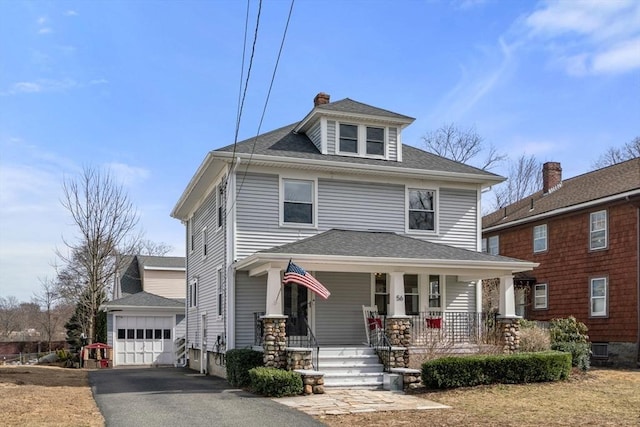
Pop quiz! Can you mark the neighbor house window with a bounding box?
[366,126,385,156]
[533,224,547,253]
[534,283,547,309]
[282,179,314,225]
[202,227,208,258]
[428,275,441,309]
[590,277,607,317]
[374,273,388,315]
[408,189,436,231]
[404,274,419,315]
[488,235,499,255]
[339,124,358,153]
[590,210,607,250]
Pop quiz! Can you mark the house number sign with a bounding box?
[395,295,404,301]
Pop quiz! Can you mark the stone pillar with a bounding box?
[498,317,520,354]
[265,267,283,316]
[499,275,516,318]
[286,349,313,371]
[385,317,412,347]
[262,316,287,368]
[388,272,406,317]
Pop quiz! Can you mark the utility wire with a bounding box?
[229,0,262,173]
[229,0,296,213]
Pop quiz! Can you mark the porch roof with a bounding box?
[235,229,538,279]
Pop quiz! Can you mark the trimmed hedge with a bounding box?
[421,351,571,389]
[248,367,303,397]
[226,349,264,387]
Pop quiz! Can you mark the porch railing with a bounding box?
[253,312,320,370]
[367,321,393,372]
[402,311,498,345]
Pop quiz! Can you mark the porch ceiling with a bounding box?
[235,229,538,279]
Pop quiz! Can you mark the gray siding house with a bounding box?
[171,93,536,383]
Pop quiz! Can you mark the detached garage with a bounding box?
[102,292,185,367]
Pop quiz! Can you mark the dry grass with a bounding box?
[0,365,104,427]
[321,369,640,427]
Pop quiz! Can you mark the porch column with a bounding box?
[498,275,516,318]
[265,267,283,316]
[388,272,406,317]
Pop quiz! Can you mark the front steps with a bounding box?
[317,346,384,388]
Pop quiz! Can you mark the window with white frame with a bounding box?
[339,123,358,153]
[408,189,436,231]
[590,277,607,317]
[488,235,499,255]
[217,268,223,317]
[366,126,385,156]
[282,179,314,225]
[189,218,194,253]
[428,275,441,309]
[189,279,198,308]
[533,224,547,253]
[217,185,224,229]
[404,274,419,315]
[590,210,607,250]
[202,227,208,258]
[337,123,386,157]
[534,283,547,309]
[374,273,388,315]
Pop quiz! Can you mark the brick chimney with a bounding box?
[313,92,330,107]
[542,162,562,194]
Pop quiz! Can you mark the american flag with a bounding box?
[283,260,331,300]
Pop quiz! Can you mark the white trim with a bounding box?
[201,226,208,260]
[279,176,318,228]
[590,276,608,317]
[406,186,439,235]
[534,283,548,310]
[294,106,414,134]
[589,210,608,251]
[142,266,186,272]
[336,122,389,160]
[533,224,548,253]
[484,189,640,233]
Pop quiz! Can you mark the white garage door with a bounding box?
[115,316,174,366]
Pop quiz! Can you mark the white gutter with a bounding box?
[235,252,538,273]
[484,189,640,233]
[143,266,186,272]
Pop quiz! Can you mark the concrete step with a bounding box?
[317,346,384,388]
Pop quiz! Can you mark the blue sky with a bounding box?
[1,0,639,302]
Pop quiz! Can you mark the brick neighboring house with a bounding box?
[482,158,640,367]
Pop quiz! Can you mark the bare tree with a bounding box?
[491,154,542,210]
[421,123,506,170]
[33,278,62,351]
[592,136,640,169]
[0,296,21,339]
[130,239,173,256]
[57,166,140,343]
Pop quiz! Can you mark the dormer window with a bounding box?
[366,127,385,156]
[337,123,386,158]
[339,124,358,153]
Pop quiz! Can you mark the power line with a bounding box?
[228,0,296,214]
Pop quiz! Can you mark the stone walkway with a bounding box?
[274,389,449,416]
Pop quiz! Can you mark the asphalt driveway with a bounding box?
[89,367,325,427]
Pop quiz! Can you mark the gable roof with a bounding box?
[101,291,184,310]
[137,255,185,270]
[483,158,640,231]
